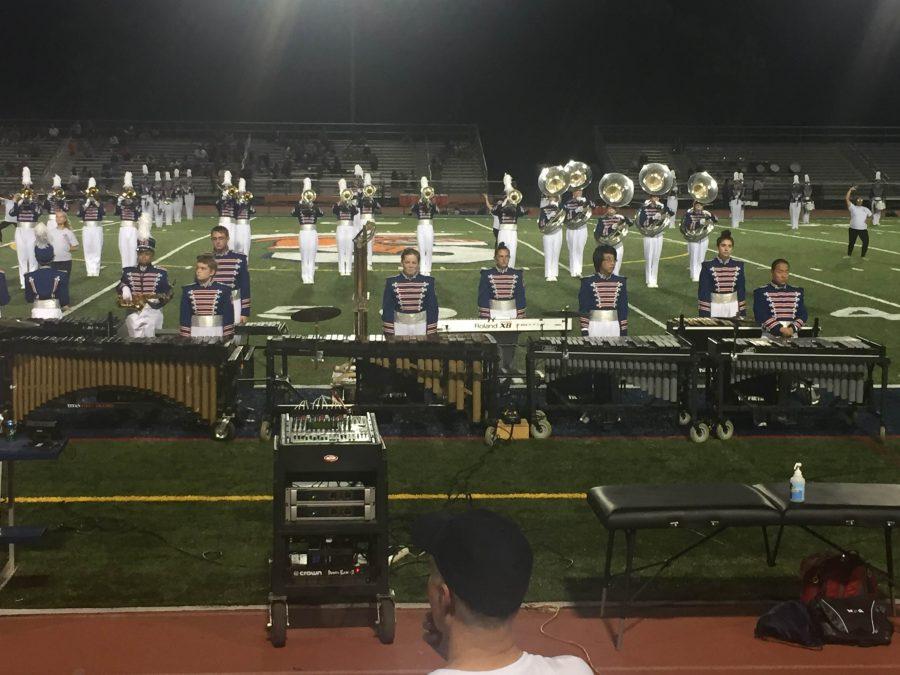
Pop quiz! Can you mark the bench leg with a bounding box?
[600,529,616,618]
[885,524,895,617]
[616,529,636,651]
[762,525,784,567]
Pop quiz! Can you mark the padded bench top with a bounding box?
[754,483,900,526]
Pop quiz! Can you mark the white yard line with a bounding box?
[735,225,899,256]
[662,236,900,310]
[64,233,211,315]
[466,218,666,328]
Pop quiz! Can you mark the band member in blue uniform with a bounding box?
[538,196,564,281]
[209,225,250,324]
[172,168,184,223]
[789,174,803,231]
[381,247,438,336]
[216,170,237,242]
[0,267,9,318]
[117,215,173,338]
[665,173,679,228]
[11,167,41,288]
[179,254,235,340]
[414,177,438,276]
[116,171,141,269]
[293,177,324,284]
[594,206,631,276]
[477,245,525,320]
[578,245,628,337]
[151,171,165,229]
[333,178,359,277]
[698,230,746,318]
[562,187,593,278]
[140,164,153,218]
[183,168,195,220]
[682,201,717,282]
[78,177,106,277]
[358,172,380,270]
[753,258,808,338]
[870,171,885,227]
[43,174,68,228]
[801,174,814,225]
[233,177,255,256]
[728,171,744,229]
[638,194,672,288]
[24,224,70,320]
[491,174,527,268]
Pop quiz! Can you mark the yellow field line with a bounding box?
[8,492,584,504]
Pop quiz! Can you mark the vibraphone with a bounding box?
[1,335,247,429]
[0,314,121,339]
[265,334,501,424]
[525,335,696,437]
[666,316,817,352]
[707,335,889,440]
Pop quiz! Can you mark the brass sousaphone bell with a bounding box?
[536,165,570,235]
[681,171,719,242]
[637,163,675,237]
[563,159,593,230]
[594,172,634,245]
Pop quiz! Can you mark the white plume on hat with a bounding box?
[420,176,429,189]
[804,174,810,183]
[123,171,133,189]
[363,173,372,187]
[303,177,312,192]
[876,171,881,180]
[354,164,364,178]
[338,178,347,191]
[793,175,799,184]
[164,171,171,182]
[88,177,97,189]
[52,174,62,188]
[154,171,161,182]
[186,169,192,178]
[223,170,232,186]
[503,173,513,194]
[739,172,744,180]
[34,222,50,247]
[142,164,148,175]
[174,169,180,179]
[733,171,739,180]
[238,177,246,192]
[21,166,32,186]
[137,213,152,240]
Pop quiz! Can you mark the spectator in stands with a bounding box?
[48,125,59,138]
[68,168,80,192]
[413,509,592,675]
[70,121,82,137]
[752,177,763,202]
[370,152,379,171]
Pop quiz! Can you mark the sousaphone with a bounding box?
[536,165,569,235]
[594,173,634,245]
[681,171,718,242]
[636,163,674,237]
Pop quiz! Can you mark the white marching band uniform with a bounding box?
[637,198,671,288]
[151,172,164,229]
[11,167,38,288]
[414,177,437,275]
[183,169,195,220]
[294,178,323,284]
[333,178,358,277]
[140,165,154,218]
[682,207,716,282]
[118,217,171,338]
[358,172,378,270]
[233,177,254,256]
[789,174,803,230]
[665,179,679,228]
[538,200,563,281]
[870,171,885,227]
[729,172,744,229]
[561,194,590,278]
[801,174,813,224]
[162,172,175,227]
[116,171,139,269]
[217,170,237,242]
[493,173,526,268]
[79,177,105,277]
[351,164,364,245]
[172,169,184,223]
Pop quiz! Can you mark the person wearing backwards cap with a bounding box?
[25,224,70,320]
[412,509,592,675]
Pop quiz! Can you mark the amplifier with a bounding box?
[285,483,375,505]
[286,502,376,522]
[287,535,375,582]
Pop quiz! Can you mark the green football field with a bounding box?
[1,213,899,610]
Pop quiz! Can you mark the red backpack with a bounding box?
[800,551,878,604]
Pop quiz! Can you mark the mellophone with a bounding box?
[265,334,501,424]
[1,335,248,426]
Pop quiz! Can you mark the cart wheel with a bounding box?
[714,420,735,441]
[376,597,396,644]
[483,426,497,446]
[530,419,552,439]
[880,425,887,442]
[268,600,288,648]
[689,422,710,444]
[211,417,236,442]
[259,419,273,442]
[677,410,692,427]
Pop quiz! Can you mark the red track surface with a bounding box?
[1,606,898,674]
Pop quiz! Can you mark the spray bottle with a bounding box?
[790,462,805,503]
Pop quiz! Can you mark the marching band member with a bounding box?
[24,224,69,319]
[140,164,153,216]
[381,247,438,336]
[413,177,438,275]
[578,244,628,337]
[293,178,324,284]
[789,174,803,230]
[78,177,105,277]
[801,174,813,224]
[352,163,365,236]
[0,267,9,317]
[753,258,807,338]
[151,171,165,229]
[698,229,745,318]
[637,195,672,288]
[42,174,68,228]
[183,169,195,220]
[117,215,172,338]
[333,178,359,277]
[728,171,743,229]
[116,171,140,269]
[216,170,237,242]
[538,195,564,281]
[209,225,251,324]
[845,186,872,259]
[682,201,717,282]
[594,206,630,276]
[172,169,184,223]
[665,173,679,228]
[870,171,885,227]
[49,212,79,276]
[11,167,40,289]
[478,244,525,319]
[492,173,526,268]
[179,254,235,340]
[482,192,502,246]
[358,172,380,270]
[233,177,255,256]
[562,188,592,277]
[1,193,17,244]
[162,171,175,228]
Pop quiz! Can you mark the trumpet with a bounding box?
[301,189,317,204]
[224,185,239,199]
[50,186,66,202]
[421,185,435,202]
[20,187,35,203]
[362,184,376,198]
[238,190,254,204]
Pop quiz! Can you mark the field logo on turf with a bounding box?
[258,233,494,265]
[831,307,900,320]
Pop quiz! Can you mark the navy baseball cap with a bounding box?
[412,508,533,619]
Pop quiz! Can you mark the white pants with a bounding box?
[82,222,103,276]
[588,319,620,337]
[218,217,235,243]
[118,222,137,269]
[232,298,242,325]
[299,229,318,283]
[184,194,195,220]
[789,202,801,230]
[497,227,518,268]
[566,226,588,277]
[153,202,164,229]
[710,300,739,318]
[163,202,174,227]
[873,209,882,226]
[31,306,63,320]
[361,216,375,270]
[542,229,562,280]
[801,204,811,224]
[394,320,426,336]
[15,225,37,287]
[141,195,153,215]
[729,199,742,228]
[173,197,183,222]
[234,218,251,256]
[687,237,708,282]
[125,306,163,337]
[643,235,663,287]
[191,325,224,339]
[336,221,354,276]
[417,221,435,275]
[666,199,678,228]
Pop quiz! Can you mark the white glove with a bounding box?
[121,286,133,301]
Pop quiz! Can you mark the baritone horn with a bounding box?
[340,187,355,203]
[687,171,718,204]
[363,184,376,198]
[638,163,674,196]
[597,173,635,208]
[506,188,523,205]
[301,189,317,204]
[421,185,435,202]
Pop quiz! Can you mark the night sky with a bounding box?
[7,0,900,176]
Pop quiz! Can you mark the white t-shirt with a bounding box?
[50,228,79,262]
[849,204,872,230]
[430,652,593,675]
